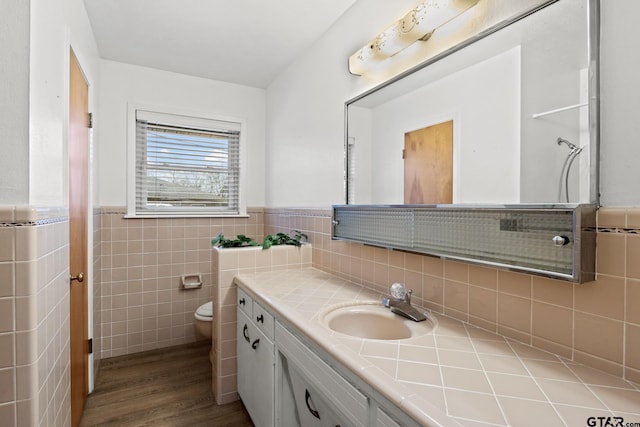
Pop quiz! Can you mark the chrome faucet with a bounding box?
[382,283,427,322]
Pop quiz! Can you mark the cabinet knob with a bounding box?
[251,339,260,350]
[239,298,246,305]
[243,324,250,342]
[256,314,264,323]
[304,389,320,419]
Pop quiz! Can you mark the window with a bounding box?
[346,136,355,204]
[128,107,245,217]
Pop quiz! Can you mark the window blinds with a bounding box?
[135,110,241,215]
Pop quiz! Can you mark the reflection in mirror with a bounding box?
[346,0,598,206]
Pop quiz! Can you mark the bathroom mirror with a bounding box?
[345,0,599,206]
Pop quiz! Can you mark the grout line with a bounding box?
[559,358,617,417]
[465,324,509,426]
[560,359,639,392]
[445,415,505,427]
[571,278,576,363]
[433,334,450,418]
[623,275,628,382]
[503,339,571,426]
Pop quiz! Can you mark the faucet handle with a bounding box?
[406,289,413,304]
[390,282,406,300]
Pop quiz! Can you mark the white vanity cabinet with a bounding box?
[277,321,364,427]
[376,408,403,427]
[287,361,355,427]
[274,321,423,427]
[237,289,275,427]
[237,286,422,427]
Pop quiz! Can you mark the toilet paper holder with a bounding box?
[180,274,202,290]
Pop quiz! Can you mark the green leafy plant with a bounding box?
[212,230,308,250]
[262,230,308,250]
[211,233,260,248]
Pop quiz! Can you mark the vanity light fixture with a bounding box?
[348,0,479,76]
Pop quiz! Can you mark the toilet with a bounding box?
[194,301,213,339]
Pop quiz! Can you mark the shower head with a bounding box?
[556,137,583,203]
[557,137,581,153]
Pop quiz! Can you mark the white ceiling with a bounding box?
[83,0,358,89]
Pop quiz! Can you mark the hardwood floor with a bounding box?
[80,341,254,427]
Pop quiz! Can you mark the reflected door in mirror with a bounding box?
[404,120,453,204]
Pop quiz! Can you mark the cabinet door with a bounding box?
[237,310,254,408]
[237,310,275,427]
[376,408,403,427]
[288,363,355,427]
[251,325,274,427]
[238,287,253,317]
[253,301,274,339]
[288,363,323,427]
[275,354,299,427]
[315,394,353,427]
[276,322,367,426]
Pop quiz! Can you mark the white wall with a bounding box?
[363,47,520,204]
[599,0,640,206]
[98,60,266,207]
[266,0,640,208]
[0,0,101,205]
[29,0,102,206]
[265,0,419,207]
[265,0,547,207]
[0,0,102,424]
[0,1,30,204]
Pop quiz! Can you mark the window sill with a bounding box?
[123,213,250,219]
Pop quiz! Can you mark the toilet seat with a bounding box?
[195,301,213,321]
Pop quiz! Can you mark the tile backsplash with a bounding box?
[265,207,640,383]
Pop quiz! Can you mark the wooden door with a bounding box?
[69,50,89,427]
[404,120,453,204]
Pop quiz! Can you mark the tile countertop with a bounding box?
[234,268,640,427]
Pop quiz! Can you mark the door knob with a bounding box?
[70,272,84,283]
[552,235,570,246]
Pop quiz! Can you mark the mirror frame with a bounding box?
[344,0,600,206]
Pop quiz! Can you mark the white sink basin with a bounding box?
[320,302,436,340]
